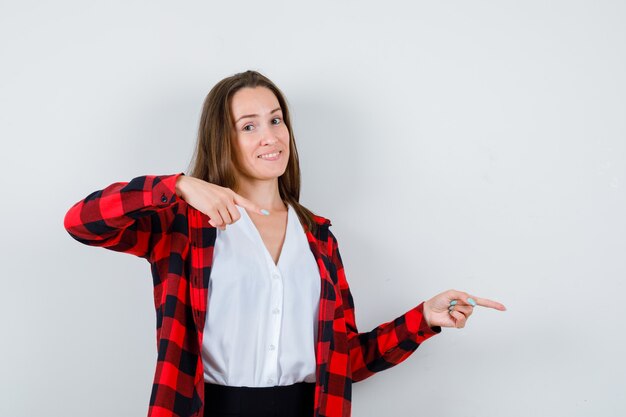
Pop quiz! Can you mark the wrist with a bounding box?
[175,175,186,198]
[422,300,432,328]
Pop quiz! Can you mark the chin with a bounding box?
[254,165,288,177]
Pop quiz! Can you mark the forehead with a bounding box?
[230,86,281,115]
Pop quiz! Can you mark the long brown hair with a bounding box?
[187,69,324,235]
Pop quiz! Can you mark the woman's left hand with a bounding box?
[423,289,506,329]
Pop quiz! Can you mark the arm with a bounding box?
[63,172,185,261]
[329,230,442,382]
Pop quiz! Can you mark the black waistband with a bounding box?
[203,381,315,416]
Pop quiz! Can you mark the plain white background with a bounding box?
[1,1,624,416]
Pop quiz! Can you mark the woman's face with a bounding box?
[229,86,290,183]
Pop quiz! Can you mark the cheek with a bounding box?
[234,140,255,159]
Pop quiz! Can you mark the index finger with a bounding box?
[233,193,270,216]
[469,295,507,311]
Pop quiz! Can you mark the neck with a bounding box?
[234,177,287,212]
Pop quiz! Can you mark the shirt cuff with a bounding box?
[152,172,185,207]
[404,301,442,343]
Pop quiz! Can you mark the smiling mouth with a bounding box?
[258,150,282,160]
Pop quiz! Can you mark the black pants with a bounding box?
[203,381,315,417]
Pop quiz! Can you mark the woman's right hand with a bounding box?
[175,176,268,231]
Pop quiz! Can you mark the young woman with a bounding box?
[64,70,506,417]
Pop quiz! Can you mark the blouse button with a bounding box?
[272,308,280,314]
[269,344,276,350]
[272,274,280,279]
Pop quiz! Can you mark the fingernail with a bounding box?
[260,209,270,215]
[467,298,476,306]
[450,300,458,306]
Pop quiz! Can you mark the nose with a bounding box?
[260,133,278,145]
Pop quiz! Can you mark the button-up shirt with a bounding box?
[63,172,442,417]
[202,203,320,387]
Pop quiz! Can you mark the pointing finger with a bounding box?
[232,193,270,216]
[467,295,507,311]
[446,290,506,311]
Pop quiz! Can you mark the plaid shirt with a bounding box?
[63,172,442,417]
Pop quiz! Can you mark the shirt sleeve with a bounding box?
[328,229,442,382]
[63,172,185,261]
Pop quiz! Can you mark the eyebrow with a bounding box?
[235,107,282,123]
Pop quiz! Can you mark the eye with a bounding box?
[243,124,254,132]
[272,117,282,125]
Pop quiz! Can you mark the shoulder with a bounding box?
[287,202,332,227]
[311,213,332,227]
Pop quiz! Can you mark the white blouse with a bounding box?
[201,202,322,387]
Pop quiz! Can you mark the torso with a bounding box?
[246,206,289,265]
